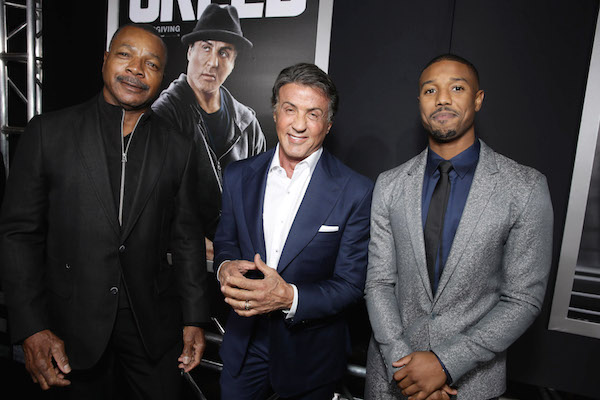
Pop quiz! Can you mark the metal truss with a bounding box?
[0,0,42,173]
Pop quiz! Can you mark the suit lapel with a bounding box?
[243,149,274,260]
[121,117,167,241]
[75,99,120,236]
[404,150,434,301]
[277,150,345,275]
[434,140,499,301]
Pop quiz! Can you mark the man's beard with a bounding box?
[429,128,458,143]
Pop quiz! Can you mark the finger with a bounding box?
[441,384,457,396]
[51,343,71,375]
[402,382,421,397]
[393,355,412,368]
[253,253,270,272]
[224,275,264,292]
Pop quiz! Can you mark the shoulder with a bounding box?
[34,97,97,127]
[323,150,374,195]
[482,141,547,190]
[151,74,193,121]
[376,150,425,191]
[222,86,260,127]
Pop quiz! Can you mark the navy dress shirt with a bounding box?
[422,140,480,293]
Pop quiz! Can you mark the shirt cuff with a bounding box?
[430,350,453,385]
[282,284,298,319]
[216,260,230,283]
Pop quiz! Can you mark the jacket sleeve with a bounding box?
[0,116,50,343]
[364,173,413,381]
[213,164,242,268]
[171,137,211,325]
[432,174,553,383]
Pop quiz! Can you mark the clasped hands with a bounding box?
[219,253,294,316]
[393,351,458,400]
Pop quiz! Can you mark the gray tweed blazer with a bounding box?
[364,140,553,399]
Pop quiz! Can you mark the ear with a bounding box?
[474,89,485,112]
[326,122,332,135]
[187,44,194,61]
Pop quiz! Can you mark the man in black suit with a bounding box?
[0,24,219,399]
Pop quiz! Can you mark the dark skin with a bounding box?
[391,59,486,400]
[22,26,205,390]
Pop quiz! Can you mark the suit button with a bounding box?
[110,286,119,295]
[430,312,437,320]
[65,264,71,269]
[119,245,126,253]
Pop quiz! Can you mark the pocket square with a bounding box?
[318,225,339,232]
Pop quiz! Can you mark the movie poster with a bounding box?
[106,0,334,147]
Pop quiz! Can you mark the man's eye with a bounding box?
[452,86,464,91]
[220,51,230,58]
[308,112,320,121]
[424,88,435,94]
[118,52,130,57]
[146,61,158,69]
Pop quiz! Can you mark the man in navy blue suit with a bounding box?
[214,63,373,399]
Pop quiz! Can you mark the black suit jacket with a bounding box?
[0,95,219,369]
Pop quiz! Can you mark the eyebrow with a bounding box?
[200,40,235,52]
[282,102,324,114]
[118,43,162,61]
[420,76,468,89]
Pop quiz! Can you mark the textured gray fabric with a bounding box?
[364,140,553,399]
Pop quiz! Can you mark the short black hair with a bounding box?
[421,53,479,88]
[271,63,338,122]
[108,23,168,62]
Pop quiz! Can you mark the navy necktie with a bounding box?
[424,160,453,294]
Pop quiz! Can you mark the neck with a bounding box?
[191,84,221,113]
[122,109,145,136]
[428,130,476,160]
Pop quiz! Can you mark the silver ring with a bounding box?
[244,300,250,310]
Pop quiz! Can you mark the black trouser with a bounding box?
[55,308,182,400]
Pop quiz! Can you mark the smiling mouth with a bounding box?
[288,133,307,142]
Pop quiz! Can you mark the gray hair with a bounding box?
[271,63,338,122]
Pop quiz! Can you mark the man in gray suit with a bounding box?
[364,54,553,400]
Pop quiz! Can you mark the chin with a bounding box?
[429,129,459,143]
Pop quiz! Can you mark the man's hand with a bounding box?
[178,326,206,373]
[22,329,71,390]
[392,351,455,400]
[221,254,294,317]
[423,385,457,400]
[218,259,257,283]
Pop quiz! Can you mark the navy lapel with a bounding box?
[74,98,120,236]
[121,116,168,241]
[242,149,274,260]
[276,150,345,275]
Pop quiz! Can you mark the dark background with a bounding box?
[1,1,599,399]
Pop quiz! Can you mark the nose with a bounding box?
[292,113,307,133]
[206,50,219,68]
[126,56,144,76]
[435,87,451,106]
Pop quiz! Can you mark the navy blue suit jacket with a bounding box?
[214,147,373,396]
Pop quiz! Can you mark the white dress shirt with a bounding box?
[263,145,323,318]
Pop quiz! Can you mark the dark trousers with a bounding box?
[55,308,182,400]
[220,317,336,400]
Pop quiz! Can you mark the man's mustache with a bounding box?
[117,75,149,90]
[430,106,458,118]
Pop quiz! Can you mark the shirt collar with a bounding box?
[269,144,323,176]
[426,139,480,179]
